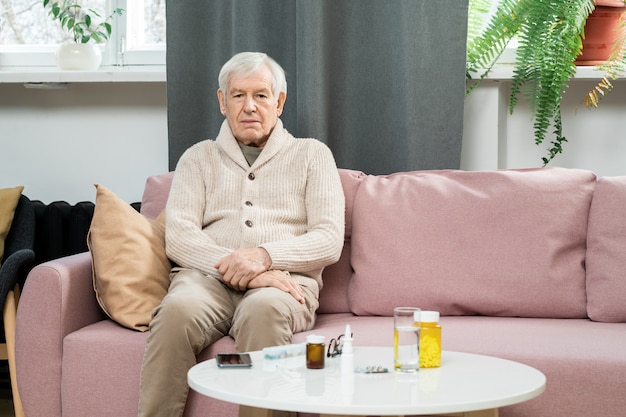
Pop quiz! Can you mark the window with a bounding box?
[0,0,165,67]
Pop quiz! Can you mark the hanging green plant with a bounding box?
[466,0,595,166]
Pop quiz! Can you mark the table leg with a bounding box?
[239,407,300,417]
[321,415,366,417]
[321,415,360,417]
[437,409,498,417]
[465,409,498,417]
[320,415,404,417]
[239,405,272,417]
[239,408,498,417]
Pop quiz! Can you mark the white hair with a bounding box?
[218,52,287,100]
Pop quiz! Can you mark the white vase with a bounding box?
[56,43,102,71]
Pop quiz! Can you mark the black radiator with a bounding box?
[32,200,140,266]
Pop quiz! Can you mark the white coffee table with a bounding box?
[188,346,545,417]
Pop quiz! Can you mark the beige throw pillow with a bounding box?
[88,184,171,331]
[0,186,24,266]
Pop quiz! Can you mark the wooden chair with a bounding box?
[0,195,36,417]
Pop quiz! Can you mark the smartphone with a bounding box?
[216,353,253,368]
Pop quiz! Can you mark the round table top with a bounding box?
[188,346,546,416]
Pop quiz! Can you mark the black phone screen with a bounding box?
[216,353,253,368]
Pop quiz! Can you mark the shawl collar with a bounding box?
[216,119,290,170]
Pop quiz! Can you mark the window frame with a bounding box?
[0,0,165,68]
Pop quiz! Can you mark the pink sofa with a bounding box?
[15,167,626,417]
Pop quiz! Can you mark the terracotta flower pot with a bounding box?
[577,4,626,65]
[595,0,626,6]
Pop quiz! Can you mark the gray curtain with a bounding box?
[166,0,468,175]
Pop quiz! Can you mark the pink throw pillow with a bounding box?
[348,168,595,318]
[319,169,366,314]
[140,172,174,219]
[586,176,626,322]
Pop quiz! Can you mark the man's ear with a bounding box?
[217,89,226,115]
[276,91,286,116]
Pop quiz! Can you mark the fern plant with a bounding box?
[43,0,124,44]
[466,0,595,166]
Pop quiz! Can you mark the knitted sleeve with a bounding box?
[164,142,231,278]
[260,143,345,274]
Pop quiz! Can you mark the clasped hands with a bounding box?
[214,247,305,304]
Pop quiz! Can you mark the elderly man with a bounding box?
[138,52,345,417]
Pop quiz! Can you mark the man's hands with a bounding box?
[214,248,305,304]
[215,248,271,290]
[248,270,306,304]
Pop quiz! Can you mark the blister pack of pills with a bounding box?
[354,365,388,373]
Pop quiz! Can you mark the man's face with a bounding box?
[217,65,286,148]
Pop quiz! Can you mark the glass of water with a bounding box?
[394,307,420,373]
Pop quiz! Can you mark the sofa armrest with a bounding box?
[15,251,105,417]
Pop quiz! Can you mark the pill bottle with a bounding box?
[306,335,325,369]
[419,311,441,368]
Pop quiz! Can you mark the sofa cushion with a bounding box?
[88,184,171,331]
[140,171,174,219]
[336,168,366,239]
[586,176,626,322]
[62,320,238,417]
[348,168,596,318]
[0,185,24,265]
[318,169,365,314]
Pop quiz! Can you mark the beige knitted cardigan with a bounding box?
[165,119,345,291]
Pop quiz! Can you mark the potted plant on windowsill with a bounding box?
[43,0,124,71]
[582,1,626,107]
[466,0,626,166]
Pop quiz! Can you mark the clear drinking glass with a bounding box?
[394,307,420,373]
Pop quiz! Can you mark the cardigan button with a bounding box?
[245,220,253,227]
[245,201,253,206]
[248,172,255,180]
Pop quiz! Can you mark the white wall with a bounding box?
[463,78,626,176]
[1,77,625,205]
[0,82,168,204]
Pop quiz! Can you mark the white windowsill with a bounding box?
[0,65,166,83]
[474,64,624,81]
[0,64,620,85]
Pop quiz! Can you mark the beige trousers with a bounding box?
[137,268,319,417]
